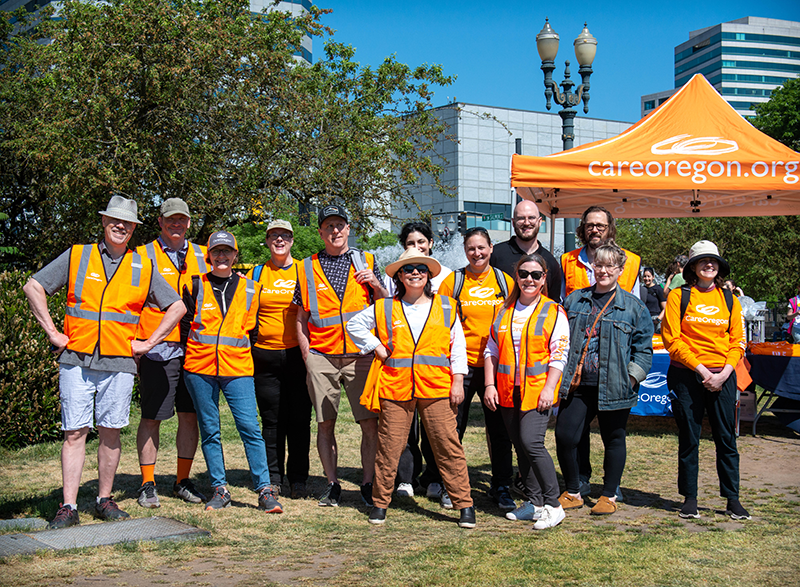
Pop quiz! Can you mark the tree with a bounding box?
[751,77,800,152]
[0,0,454,268]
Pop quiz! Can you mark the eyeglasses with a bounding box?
[267,232,293,241]
[592,263,620,272]
[518,269,545,280]
[400,264,429,275]
[584,223,609,231]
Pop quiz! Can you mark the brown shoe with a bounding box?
[591,495,618,515]
[558,491,584,510]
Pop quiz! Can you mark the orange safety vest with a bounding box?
[248,260,300,350]
[298,251,375,355]
[490,296,562,411]
[374,295,456,401]
[184,275,260,377]
[136,239,209,342]
[561,247,641,297]
[64,244,153,358]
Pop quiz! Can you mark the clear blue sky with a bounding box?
[315,1,800,123]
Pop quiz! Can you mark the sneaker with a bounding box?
[290,482,306,500]
[137,481,161,509]
[173,478,206,504]
[591,495,618,515]
[318,482,341,507]
[205,486,232,511]
[488,486,516,511]
[557,491,584,510]
[258,486,283,514]
[511,474,526,498]
[396,483,414,498]
[48,505,80,529]
[368,507,387,525]
[506,501,542,521]
[360,482,374,506]
[679,497,700,519]
[95,497,130,521]
[440,490,453,510]
[533,504,566,530]
[426,482,443,499]
[615,485,624,503]
[579,479,592,498]
[726,499,751,520]
[458,506,476,529]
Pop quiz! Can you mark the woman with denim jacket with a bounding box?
[554,242,653,516]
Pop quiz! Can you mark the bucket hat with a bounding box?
[683,240,730,279]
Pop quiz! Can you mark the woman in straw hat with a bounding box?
[346,248,475,528]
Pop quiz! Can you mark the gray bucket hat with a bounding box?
[99,195,142,224]
[683,240,730,279]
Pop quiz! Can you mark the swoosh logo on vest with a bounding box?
[87,272,103,282]
[650,134,739,156]
[468,286,495,299]
[695,304,720,316]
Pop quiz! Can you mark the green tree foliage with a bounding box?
[751,77,800,152]
[229,220,323,266]
[1,0,453,268]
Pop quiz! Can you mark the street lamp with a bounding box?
[536,19,597,251]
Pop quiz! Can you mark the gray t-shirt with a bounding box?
[32,242,181,374]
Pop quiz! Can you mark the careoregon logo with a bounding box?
[651,134,738,156]
[694,304,720,316]
[273,279,296,288]
[468,286,494,299]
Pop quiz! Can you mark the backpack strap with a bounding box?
[452,268,466,321]
[252,264,264,282]
[493,267,509,299]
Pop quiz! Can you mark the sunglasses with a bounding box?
[518,269,545,280]
[400,264,429,275]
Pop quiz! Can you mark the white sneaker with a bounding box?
[426,482,443,499]
[533,504,565,530]
[441,490,453,509]
[396,483,414,497]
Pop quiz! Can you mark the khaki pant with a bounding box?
[373,397,472,509]
[305,352,376,423]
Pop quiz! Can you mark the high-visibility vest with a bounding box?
[561,247,641,297]
[64,244,153,357]
[184,275,260,377]
[248,260,299,350]
[136,240,209,342]
[298,251,375,355]
[374,295,456,401]
[490,296,562,411]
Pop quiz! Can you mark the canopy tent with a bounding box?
[511,74,800,220]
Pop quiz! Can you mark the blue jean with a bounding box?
[183,371,270,491]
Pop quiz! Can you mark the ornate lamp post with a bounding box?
[536,19,597,251]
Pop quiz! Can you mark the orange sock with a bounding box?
[140,463,156,486]
[176,457,194,483]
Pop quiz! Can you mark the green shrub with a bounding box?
[0,270,63,448]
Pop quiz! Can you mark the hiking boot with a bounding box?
[426,482,443,499]
[726,499,751,520]
[533,504,565,530]
[258,486,283,514]
[173,478,206,504]
[591,495,618,515]
[558,491,584,510]
[506,501,541,521]
[137,481,160,509]
[290,482,306,500]
[458,506,476,529]
[679,497,700,519]
[396,483,414,498]
[369,507,387,525]
[48,505,80,530]
[488,485,516,511]
[95,497,130,521]
[360,482,374,506]
[440,490,453,509]
[318,482,341,507]
[205,486,232,511]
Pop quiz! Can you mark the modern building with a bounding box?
[392,103,631,256]
[642,17,800,119]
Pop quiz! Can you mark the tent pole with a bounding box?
[550,211,556,253]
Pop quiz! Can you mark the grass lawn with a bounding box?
[1,395,798,587]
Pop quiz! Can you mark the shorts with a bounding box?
[59,365,135,430]
[305,352,377,423]
[139,356,196,420]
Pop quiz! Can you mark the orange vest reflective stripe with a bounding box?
[490,297,562,411]
[136,240,209,342]
[374,295,456,401]
[561,247,641,297]
[184,275,260,377]
[248,261,299,350]
[299,251,375,355]
[64,244,153,357]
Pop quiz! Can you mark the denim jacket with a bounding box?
[558,286,654,410]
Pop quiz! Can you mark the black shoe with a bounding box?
[458,506,476,529]
[726,499,751,520]
[360,482,374,506]
[95,497,130,521]
[173,478,206,504]
[488,485,516,511]
[318,482,341,507]
[511,474,526,498]
[290,481,306,500]
[679,497,700,519]
[48,505,80,529]
[368,507,387,525]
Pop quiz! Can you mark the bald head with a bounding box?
[512,200,543,243]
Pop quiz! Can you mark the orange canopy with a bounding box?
[511,74,800,218]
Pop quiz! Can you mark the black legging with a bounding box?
[555,385,630,498]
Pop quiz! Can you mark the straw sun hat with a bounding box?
[385,248,442,279]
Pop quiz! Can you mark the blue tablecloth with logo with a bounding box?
[631,351,672,416]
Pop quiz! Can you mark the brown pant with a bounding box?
[373,397,473,509]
